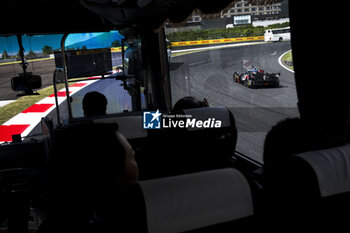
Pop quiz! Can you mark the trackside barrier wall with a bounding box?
[0,36,264,66]
[170,36,265,47]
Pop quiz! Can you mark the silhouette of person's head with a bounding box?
[173,96,209,112]
[82,91,108,117]
[263,118,313,168]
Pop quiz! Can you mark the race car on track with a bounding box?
[233,67,280,88]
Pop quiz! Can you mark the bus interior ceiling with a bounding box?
[0,0,349,232]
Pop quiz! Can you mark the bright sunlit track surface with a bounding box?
[170,41,298,162]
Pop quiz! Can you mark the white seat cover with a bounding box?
[139,168,253,233]
[296,144,350,197]
[94,115,146,139]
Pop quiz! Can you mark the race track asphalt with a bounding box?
[169,41,299,162]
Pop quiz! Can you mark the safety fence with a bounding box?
[0,36,265,66]
[170,36,264,47]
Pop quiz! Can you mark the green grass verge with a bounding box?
[0,83,65,125]
[281,50,294,70]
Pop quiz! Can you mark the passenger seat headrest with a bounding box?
[139,168,253,233]
[295,144,350,197]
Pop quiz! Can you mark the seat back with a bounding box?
[38,168,255,233]
[264,144,350,230]
[293,144,350,228]
[181,106,237,155]
[93,113,146,140]
[139,168,253,233]
[295,144,350,197]
[47,122,124,212]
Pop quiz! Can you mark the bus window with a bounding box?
[63,31,135,117]
[166,2,297,163]
[0,31,135,125]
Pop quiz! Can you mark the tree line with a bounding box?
[166,22,290,42]
[1,45,58,60]
[1,39,121,60]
